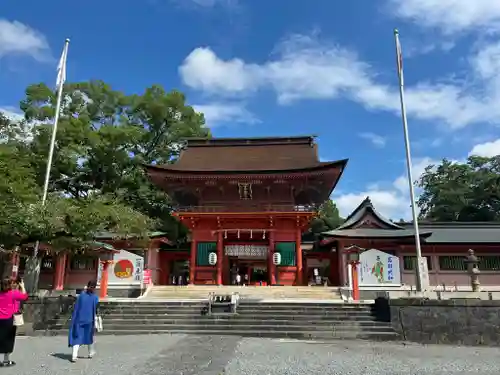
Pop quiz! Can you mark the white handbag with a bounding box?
[13,313,24,327]
[95,315,103,332]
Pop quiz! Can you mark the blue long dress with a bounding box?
[68,291,99,347]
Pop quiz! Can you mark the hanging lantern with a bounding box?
[273,252,281,266]
[237,230,240,239]
[224,230,227,239]
[208,252,218,266]
[250,230,253,239]
[262,230,266,239]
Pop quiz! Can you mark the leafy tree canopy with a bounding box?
[417,156,500,221]
[309,199,343,235]
[19,81,210,242]
[0,80,210,254]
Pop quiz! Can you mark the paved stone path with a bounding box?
[5,335,500,374]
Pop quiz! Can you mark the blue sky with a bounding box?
[1,0,500,220]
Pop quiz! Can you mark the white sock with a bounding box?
[88,344,96,355]
[72,345,80,359]
[3,353,10,362]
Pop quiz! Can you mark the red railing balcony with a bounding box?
[174,204,318,213]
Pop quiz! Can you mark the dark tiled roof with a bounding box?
[150,136,342,172]
[324,196,500,244]
[322,228,433,239]
[400,222,500,244]
[336,197,403,230]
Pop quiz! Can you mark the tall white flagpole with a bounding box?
[33,38,70,259]
[393,29,424,292]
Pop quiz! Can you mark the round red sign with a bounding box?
[114,259,134,279]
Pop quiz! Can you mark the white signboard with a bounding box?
[224,245,268,258]
[358,249,401,287]
[418,257,430,290]
[97,250,144,285]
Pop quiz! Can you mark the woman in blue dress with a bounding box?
[68,280,99,362]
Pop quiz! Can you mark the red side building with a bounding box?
[146,136,347,286]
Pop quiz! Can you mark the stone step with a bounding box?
[147,286,342,299]
[100,303,372,310]
[48,321,391,332]
[37,299,399,342]
[148,289,340,293]
[94,312,377,320]
[98,308,374,316]
[39,329,400,341]
[49,317,388,327]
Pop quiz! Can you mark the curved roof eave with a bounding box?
[320,229,433,243]
[143,159,349,175]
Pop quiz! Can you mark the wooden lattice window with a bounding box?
[70,255,97,271]
[41,256,54,271]
[403,256,433,271]
[478,256,500,271]
[438,256,466,271]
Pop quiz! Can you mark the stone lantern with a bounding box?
[464,249,480,292]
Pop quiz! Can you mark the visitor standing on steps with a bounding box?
[0,277,28,367]
[69,280,99,363]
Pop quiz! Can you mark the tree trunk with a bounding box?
[24,256,41,295]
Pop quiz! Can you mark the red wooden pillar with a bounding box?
[189,239,197,284]
[296,228,303,286]
[99,260,112,299]
[52,253,67,290]
[216,231,223,285]
[351,261,360,301]
[268,230,276,285]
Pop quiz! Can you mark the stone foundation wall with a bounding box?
[18,296,75,335]
[388,298,500,346]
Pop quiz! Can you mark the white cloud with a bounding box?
[469,139,500,157]
[334,157,440,220]
[387,0,500,35]
[171,0,239,9]
[193,102,258,127]
[0,106,23,122]
[190,0,238,6]
[359,132,386,148]
[179,33,500,129]
[0,19,50,60]
[335,190,410,221]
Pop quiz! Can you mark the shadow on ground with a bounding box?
[50,353,73,362]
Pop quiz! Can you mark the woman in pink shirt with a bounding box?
[0,278,28,367]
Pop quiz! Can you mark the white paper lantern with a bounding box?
[273,252,281,266]
[208,252,217,266]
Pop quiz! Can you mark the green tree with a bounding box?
[0,106,153,292]
[21,81,210,240]
[417,156,500,221]
[309,200,343,234]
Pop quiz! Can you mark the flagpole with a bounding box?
[33,38,70,259]
[393,29,424,292]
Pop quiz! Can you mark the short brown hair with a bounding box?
[0,278,12,293]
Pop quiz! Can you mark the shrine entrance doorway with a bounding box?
[229,259,268,285]
[225,243,269,286]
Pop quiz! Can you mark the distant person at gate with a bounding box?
[68,280,99,363]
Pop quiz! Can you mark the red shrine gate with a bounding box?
[145,136,347,286]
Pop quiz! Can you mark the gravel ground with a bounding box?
[4,335,500,375]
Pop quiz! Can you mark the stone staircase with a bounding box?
[145,285,342,300]
[40,300,401,341]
